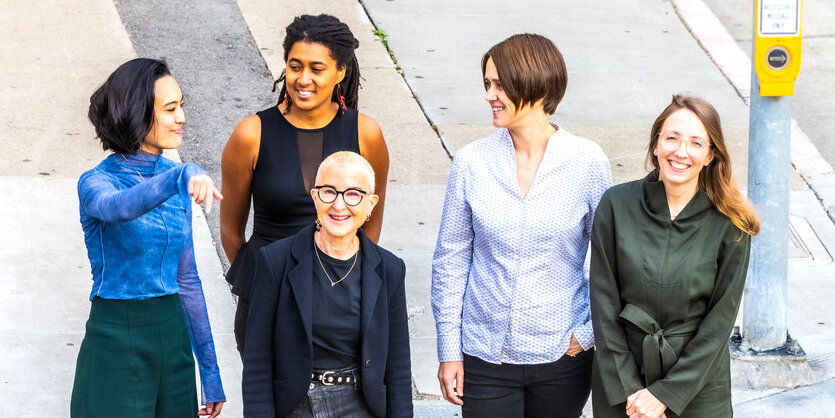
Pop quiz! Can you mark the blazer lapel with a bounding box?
[359,230,383,341]
[288,225,316,341]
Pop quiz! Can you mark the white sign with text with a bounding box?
[759,0,800,36]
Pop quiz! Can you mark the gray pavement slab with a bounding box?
[0,0,124,178]
[735,378,835,417]
[359,0,800,193]
[361,0,750,128]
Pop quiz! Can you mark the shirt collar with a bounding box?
[641,171,713,223]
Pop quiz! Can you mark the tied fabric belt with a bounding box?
[618,304,701,385]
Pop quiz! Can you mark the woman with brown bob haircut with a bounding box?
[590,95,759,418]
[432,34,612,417]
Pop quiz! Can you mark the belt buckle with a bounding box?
[321,371,335,386]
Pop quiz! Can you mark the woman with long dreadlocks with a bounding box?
[220,14,389,357]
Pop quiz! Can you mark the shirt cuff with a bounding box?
[200,369,226,404]
[573,322,595,351]
[437,333,463,362]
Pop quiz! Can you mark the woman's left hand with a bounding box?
[198,401,224,417]
[188,174,223,213]
[626,389,667,418]
[565,334,584,356]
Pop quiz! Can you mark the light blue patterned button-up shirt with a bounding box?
[432,127,612,364]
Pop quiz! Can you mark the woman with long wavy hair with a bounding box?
[590,95,759,418]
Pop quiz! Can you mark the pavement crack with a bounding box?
[358,0,453,161]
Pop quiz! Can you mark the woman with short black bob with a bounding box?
[72,58,225,417]
[243,151,412,417]
[590,95,759,418]
[432,34,612,416]
[221,14,389,357]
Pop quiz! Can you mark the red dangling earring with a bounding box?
[336,84,347,111]
[283,95,291,115]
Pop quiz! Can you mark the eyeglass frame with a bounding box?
[312,185,370,207]
[657,131,712,156]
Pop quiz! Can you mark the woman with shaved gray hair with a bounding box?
[243,151,412,417]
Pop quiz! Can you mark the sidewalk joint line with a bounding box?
[357,0,453,161]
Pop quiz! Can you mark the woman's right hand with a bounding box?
[626,389,667,418]
[437,361,464,406]
[188,174,223,214]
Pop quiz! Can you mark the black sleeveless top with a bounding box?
[227,106,361,297]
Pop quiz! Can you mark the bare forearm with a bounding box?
[220,230,246,263]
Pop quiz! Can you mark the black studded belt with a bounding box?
[311,365,361,386]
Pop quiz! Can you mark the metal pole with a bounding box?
[743,68,791,350]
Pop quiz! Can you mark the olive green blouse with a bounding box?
[589,174,751,417]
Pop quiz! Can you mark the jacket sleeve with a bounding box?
[78,162,205,223]
[385,258,414,417]
[589,191,645,406]
[574,152,613,350]
[431,153,473,363]
[242,248,279,416]
[177,203,225,404]
[647,228,751,415]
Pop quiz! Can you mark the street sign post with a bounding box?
[744,0,803,352]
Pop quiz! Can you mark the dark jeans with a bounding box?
[462,350,593,418]
[286,383,376,418]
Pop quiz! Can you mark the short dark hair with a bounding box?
[88,58,171,154]
[481,34,567,115]
[275,14,361,109]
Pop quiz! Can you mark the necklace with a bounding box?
[314,239,359,287]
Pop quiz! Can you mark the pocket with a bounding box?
[562,348,592,360]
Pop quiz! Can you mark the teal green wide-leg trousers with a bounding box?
[71,294,198,417]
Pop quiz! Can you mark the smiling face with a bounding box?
[653,108,714,191]
[285,41,346,112]
[483,57,516,127]
[483,57,543,129]
[311,161,379,242]
[140,75,184,154]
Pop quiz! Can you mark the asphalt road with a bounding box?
[703,0,835,168]
[113,0,277,265]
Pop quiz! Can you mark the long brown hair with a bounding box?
[646,95,760,236]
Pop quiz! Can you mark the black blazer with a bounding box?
[242,224,413,417]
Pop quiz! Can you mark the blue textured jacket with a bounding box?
[77,150,225,403]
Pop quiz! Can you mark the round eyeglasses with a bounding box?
[658,131,711,157]
[313,186,369,206]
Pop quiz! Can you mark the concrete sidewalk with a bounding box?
[2,0,834,417]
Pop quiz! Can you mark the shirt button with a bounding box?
[365,360,372,368]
